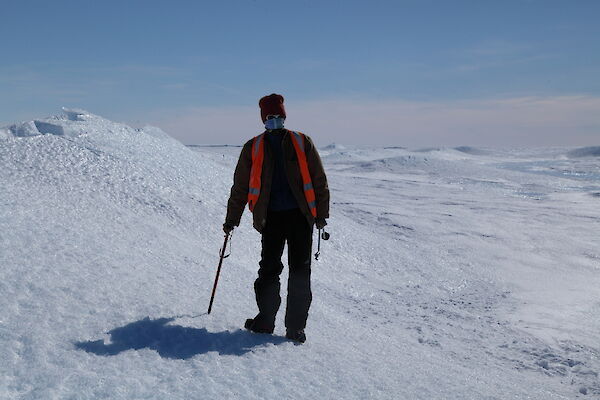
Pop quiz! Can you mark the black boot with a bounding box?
[244,318,274,334]
[285,329,306,343]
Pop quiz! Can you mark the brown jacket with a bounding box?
[225,130,330,232]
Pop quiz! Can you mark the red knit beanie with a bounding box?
[259,93,286,122]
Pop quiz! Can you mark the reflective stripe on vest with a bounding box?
[247,133,264,211]
[289,131,317,217]
[247,131,317,217]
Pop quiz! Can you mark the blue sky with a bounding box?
[1,0,599,146]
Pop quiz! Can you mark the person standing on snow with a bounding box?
[223,93,330,343]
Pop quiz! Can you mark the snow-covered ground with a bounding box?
[1,110,599,399]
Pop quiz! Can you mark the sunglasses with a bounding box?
[266,115,283,120]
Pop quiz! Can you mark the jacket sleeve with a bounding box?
[225,140,253,226]
[305,135,330,220]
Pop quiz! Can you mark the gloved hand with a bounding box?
[223,223,235,234]
[315,218,327,230]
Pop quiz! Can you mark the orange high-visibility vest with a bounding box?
[248,131,317,217]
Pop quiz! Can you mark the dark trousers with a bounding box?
[254,208,313,331]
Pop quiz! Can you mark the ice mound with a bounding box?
[0,108,172,142]
[454,146,489,156]
[356,155,429,172]
[62,107,90,121]
[411,146,476,160]
[567,146,600,158]
[1,108,94,138]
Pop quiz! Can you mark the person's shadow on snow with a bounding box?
[75,317,287,359]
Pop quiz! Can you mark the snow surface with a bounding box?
[1,110,599,399]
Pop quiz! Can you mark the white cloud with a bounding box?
[144,96,600,147]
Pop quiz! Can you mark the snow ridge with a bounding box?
[568,146,600,158]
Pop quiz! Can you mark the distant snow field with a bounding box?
[1,110,599,399]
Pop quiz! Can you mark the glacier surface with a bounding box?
[1,110,599,399]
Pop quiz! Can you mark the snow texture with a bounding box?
[1,110,599,399]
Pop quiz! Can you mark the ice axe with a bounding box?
[207,231,231,314]
[314,228,330,261]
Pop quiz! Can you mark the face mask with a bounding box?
[265,117,285,130]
